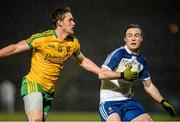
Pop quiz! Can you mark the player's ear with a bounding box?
[124,37,127,43]
[57,20,63,27]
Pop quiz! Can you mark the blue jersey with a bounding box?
[103,45,150,80]
[100,45,150,103]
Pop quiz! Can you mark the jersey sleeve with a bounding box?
[72,37,81,56]
[102,49,123,70]
[138,58,150,80]
[25,33,44,49]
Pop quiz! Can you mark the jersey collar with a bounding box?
[53,29,58,38]
[124,45,140,56]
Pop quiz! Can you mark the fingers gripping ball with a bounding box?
[121,65,138,81]
[161,99,176,117]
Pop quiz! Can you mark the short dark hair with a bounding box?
[51,7,71,28]
[123,24,144,38]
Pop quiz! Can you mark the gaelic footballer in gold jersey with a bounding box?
[25,30,81,93]
[0,7,101,121]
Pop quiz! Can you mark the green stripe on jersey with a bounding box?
[27,30,55,45]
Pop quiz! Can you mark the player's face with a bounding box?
[124,28,143,52]
[60,12,75,35]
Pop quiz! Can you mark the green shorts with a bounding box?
[21,77,54,113]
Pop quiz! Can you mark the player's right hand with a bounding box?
[122,65,138,81]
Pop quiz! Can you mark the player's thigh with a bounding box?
[99,101,122,122]
[23,92,43,120]
[106,113,121,122]
[131,113,153,122]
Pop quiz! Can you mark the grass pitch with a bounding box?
[0,111,179,121]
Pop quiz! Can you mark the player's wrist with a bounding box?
[160,99,166,105]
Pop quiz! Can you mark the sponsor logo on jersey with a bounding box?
[44,53,70,64]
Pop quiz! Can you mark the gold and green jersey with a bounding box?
[25,30,81,92]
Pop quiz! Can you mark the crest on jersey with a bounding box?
[108,106,113,113]
[48,44,55,48]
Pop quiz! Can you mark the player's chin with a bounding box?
[130,46,139,52]
[131,44,140,48]
[69,30,74,35]
[130,45,137,49]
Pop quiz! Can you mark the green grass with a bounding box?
[0,111,179,121]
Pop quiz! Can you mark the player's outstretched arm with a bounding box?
[73,52,101,75]
[98,67,121,80]
[98,65,138,81]
[143,79,176,117]
[0,40,30,58]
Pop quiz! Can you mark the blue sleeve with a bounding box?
[138,59,150,80]
[103,49,123,70]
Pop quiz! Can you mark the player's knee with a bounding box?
[143,113,153,121]
[33,113,43,121]
[146,114,153,121]
[34,119,42,122]
[29,116,43,122]
[28,109,43,122]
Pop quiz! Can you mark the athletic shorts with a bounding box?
[21,77,54,113]
[99,99,146,122]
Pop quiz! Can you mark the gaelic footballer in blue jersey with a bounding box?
[98,24,176,122]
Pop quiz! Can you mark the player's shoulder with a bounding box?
[137,53,148,64]
[26,30,55,47]
[110,46,126,56]
[43,30,55,36]
[111,46,125,53]
[67,35,80,43]
[103,46,126,63]
[39,29,55,37]
[29,30,54,40]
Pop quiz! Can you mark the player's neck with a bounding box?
[130,49,140,55]
[125,45,140,56]
[131,50,140,56]
[55,28,69,41]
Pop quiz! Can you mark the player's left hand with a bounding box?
[161,99,176,117]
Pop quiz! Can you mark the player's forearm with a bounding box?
[0,40,30,58]
[80,57,101,75]
[0,44,17,58]
[144,82,164,103]
[98,70,121,80]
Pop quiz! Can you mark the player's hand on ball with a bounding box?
[121,65,138,81]
[161,99,176,117]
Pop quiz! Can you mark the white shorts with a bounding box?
[23,92,43,114]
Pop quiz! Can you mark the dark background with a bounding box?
[0,0,180,114]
